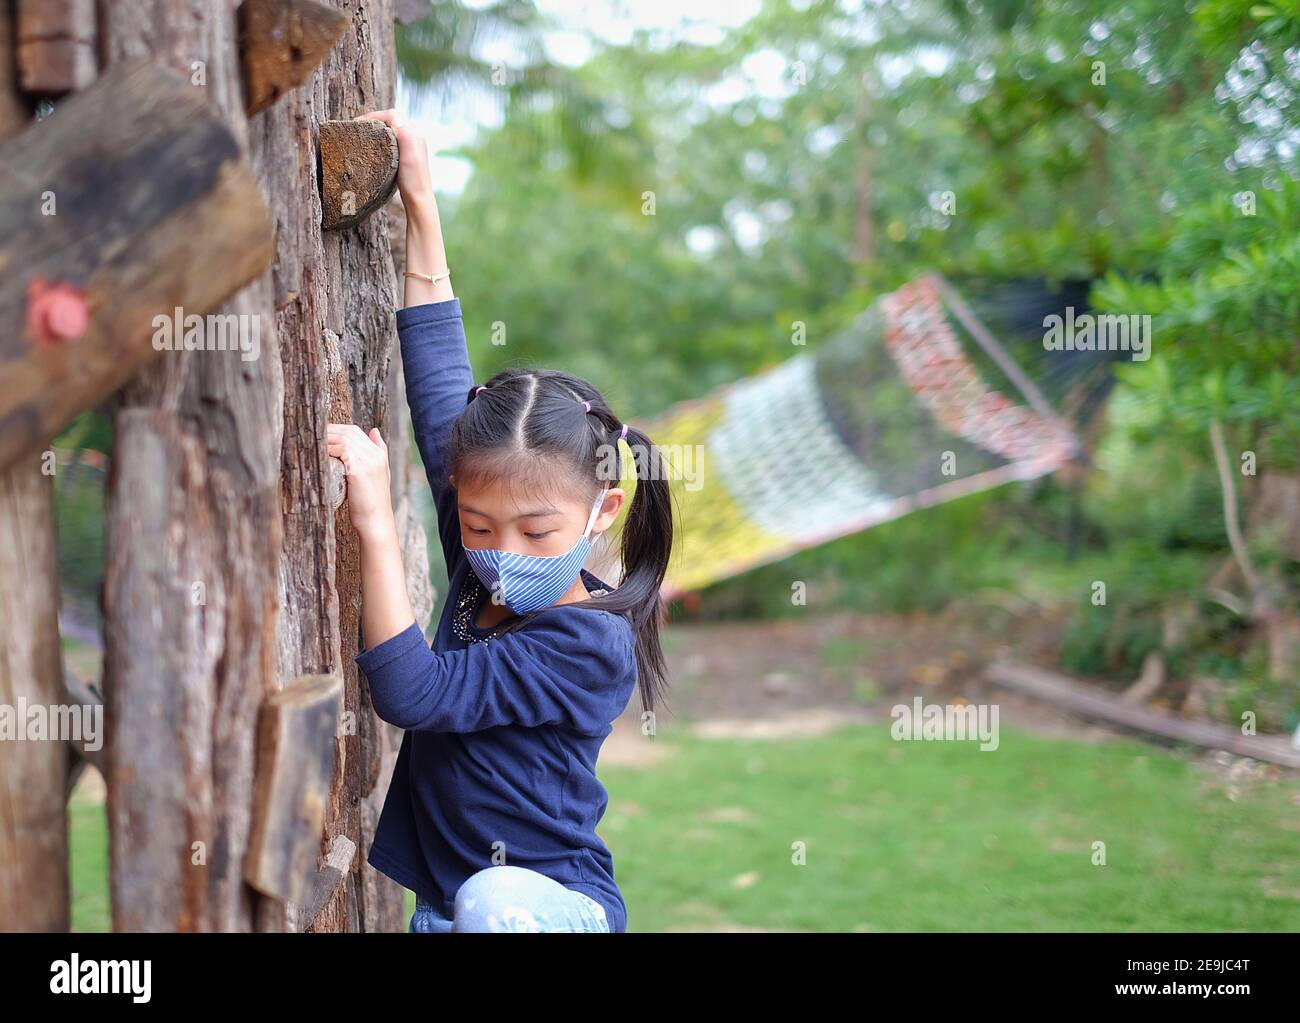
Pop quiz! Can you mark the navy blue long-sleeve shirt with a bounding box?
[356,298,637,933]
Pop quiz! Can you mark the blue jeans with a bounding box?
[408,865,611,933]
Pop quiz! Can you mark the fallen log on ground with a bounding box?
[984,660,1300,768]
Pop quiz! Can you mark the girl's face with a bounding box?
[450,473,624,557]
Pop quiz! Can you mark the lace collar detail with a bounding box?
[452,569,611,644]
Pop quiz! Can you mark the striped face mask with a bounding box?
[464,488,607,614]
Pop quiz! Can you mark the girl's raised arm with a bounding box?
[357,111,472,572]
[356,109,453,306]
[334,112,474,651]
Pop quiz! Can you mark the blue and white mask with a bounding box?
[464,488,607,614]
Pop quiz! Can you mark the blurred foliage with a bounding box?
[52,411,113,626]
[1094,179,1300,470]
[53,455,107,626]
[396,1,1299,701]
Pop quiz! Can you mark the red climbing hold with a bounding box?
[26,277,89,348]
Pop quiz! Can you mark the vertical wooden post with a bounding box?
[0,468,67,933]
[104,410,224,931]
[100,0,284,933]
[0,2,67,934]
[98,0,422,933]
[247,0,410,933]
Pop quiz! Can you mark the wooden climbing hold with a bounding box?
[243,673,344,905]
[25,279,89,347]
[327,456,348,512]
[319,118,399,230]
[238,0,349,116]
[16,0,97,95]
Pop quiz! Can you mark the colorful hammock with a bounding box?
[593,273,1086,600]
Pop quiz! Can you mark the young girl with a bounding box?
[327,110,673,934]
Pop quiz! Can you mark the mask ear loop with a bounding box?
[582,487,606,539]
[575,407,623,540]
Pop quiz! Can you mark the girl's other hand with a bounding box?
[355,109,435,219]
[327,423,395,542]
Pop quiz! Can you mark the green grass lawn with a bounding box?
[69,721,1300,931]
[600,723,1300,932]
[68,776,111,933]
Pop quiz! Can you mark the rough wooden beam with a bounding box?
[245,0,408,933]
[101,10,284,935]
[0,463,67,932]
[238,0,349,115]
[0,57,274,475]
[104,409,224,932]
[985,660,1300,768]
[244,674,344,904]
[16,0,96,95]
[319,118,398,229]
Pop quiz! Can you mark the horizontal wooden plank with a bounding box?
[0,57,274,474]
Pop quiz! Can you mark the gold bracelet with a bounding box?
[404,269,451,285]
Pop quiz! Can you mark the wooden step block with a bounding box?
[238,0,348,115]
[243,673,344,905]
[319,119,398,230]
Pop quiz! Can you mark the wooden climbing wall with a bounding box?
[0,0,433,933]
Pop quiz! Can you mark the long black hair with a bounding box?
[448,367,675,724]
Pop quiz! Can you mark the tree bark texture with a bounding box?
[0,3,68,935]
[98,0,420,932]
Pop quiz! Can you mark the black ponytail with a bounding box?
[588,419,674,725]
